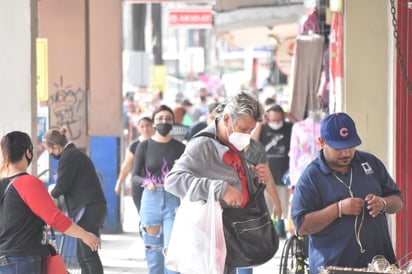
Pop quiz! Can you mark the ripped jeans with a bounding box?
[140,187,180,274]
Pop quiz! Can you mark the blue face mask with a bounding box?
[50,153,61,160]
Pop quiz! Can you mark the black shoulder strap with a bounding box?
[195,131,256,165]
[194,130,262,197]
[1,173,28,203]
[1,179,14,203]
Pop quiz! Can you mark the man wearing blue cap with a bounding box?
[291,112,403,273]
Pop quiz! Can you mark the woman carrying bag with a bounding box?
[0,131,101,274]
[165,92,280,274]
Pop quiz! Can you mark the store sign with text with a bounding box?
[168,7,213,28]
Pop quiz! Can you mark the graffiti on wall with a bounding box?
[48,76,86,141]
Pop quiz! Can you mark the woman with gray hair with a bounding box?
[165,91,281,274]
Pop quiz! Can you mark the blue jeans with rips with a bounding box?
[140,187,180,274]
[0,255,42,274]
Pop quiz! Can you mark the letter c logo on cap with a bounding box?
[340,128,348,137]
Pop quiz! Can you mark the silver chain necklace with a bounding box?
[332,168,353,198]
[332,168,365,253]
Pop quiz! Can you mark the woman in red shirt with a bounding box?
[0,131,100,274]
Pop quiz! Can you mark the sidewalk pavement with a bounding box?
[99,196,286,274]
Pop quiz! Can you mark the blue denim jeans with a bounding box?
[237,267,253,274]
[0,255,42,274]
[140,187,180,274]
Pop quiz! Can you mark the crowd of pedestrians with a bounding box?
[0,87,403,274]
[116,87,403,273]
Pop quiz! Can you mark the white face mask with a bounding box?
[228,119,250,151]
[268,121,283,130]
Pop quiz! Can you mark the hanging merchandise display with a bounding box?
[289,34,324,121]
[329,12,343,113]
[275,37,296,77]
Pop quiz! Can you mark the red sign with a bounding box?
[168,8,213,28]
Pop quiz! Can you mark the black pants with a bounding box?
[224,265,236,274]
[76,204,107,274]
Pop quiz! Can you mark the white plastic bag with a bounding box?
[166,183,226,274]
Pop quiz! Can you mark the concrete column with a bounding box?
[0,1,38,172]
[38,0,123,139]
[343,0,393,164]
[88,0,123,136]
[38,0,88,148]
[88,0,123,234]
[343,0,397,248]
[39,0,123,233]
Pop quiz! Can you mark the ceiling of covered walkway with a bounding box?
[214,0,307,48]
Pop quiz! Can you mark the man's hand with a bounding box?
[272,204,282,220]
[365,194,385,217]
[341,197,364,216]
[253,163,271,183]
[114,181,122,195]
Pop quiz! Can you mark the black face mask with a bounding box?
[50,153,61,160]
[156,123,173,137]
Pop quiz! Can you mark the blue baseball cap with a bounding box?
[320,112,362,149]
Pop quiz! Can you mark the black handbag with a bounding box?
[193,131,279,267]
[222,183,279,267]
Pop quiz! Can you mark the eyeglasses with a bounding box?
[155,116,173,123]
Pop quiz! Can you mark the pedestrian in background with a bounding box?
[42,127,107,274]
[253,104,294,239]
[131,105,185,274]
[0,131,101,274]
[114,116,154,214]
[182,101,222,144]
[291,112,403,273]
[165,92,280,274]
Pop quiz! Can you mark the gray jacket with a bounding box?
[165,123,265,205]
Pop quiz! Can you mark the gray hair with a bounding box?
[221,91,261,122]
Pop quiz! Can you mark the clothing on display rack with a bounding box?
[289,35,325,121]
[300,7,320,35]
[289,110,325,187]
[317,47,330,113]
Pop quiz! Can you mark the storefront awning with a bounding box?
[215,0,303,12]
[214,3,305,48]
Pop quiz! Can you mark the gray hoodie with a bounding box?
[165,122,265,206]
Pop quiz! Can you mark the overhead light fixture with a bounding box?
[330,0,343,13]
[267,34,280,46]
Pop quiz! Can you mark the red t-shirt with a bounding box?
[223,147,249,207]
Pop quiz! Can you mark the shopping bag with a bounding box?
[166,183,226,274]
[46,244,68,274]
